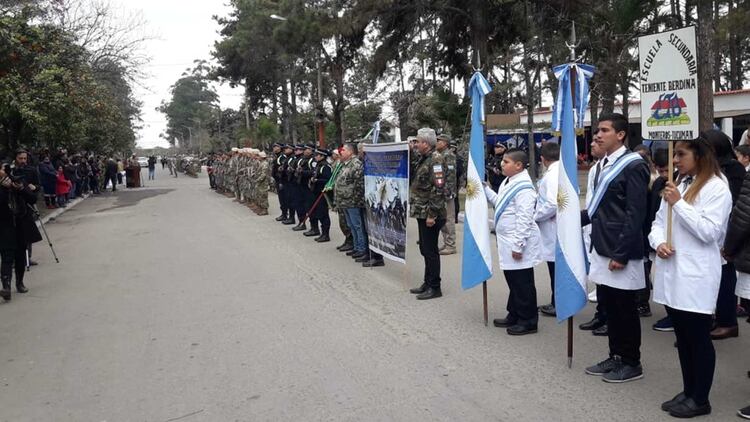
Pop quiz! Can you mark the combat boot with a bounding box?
[257,209,269,216]
[1,276,11,301]
[303,228,320,237]
[292,222,307,232]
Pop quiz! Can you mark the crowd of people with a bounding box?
[0,148,156,302]
[206,113,750,419]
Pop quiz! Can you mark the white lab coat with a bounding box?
[648,176,733,314]
[484,170,541,270]
[535,161,559,262]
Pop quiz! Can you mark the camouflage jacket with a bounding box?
[439,149,457,198]
[409,150,447,219]
[334,157,365,209]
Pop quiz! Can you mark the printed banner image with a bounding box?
[362,142,409,264]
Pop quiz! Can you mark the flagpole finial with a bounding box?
[566,22,579,62]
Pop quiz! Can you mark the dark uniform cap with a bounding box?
[315,148,331,157]
[305,144,315,150]
[272,142,283,147]
[282,143,292,149]
[294,144,304,151]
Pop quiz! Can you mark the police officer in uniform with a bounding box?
[282,145,303,225]
[294,144,316,232]
[304,148,332,241]
[276,144,293,222]
[408,128,447,300]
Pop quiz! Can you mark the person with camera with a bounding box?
[0,160,43,300]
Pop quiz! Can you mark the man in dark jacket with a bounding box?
[103,158,118,192]
[581,113,649,383]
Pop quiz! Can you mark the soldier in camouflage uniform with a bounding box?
[254,151,269,215]
[329,149,354,251]
[436,134,458,255]
[334,143,369,261]
[408,128,447,300]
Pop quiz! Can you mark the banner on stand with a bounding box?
[362,142,409,264]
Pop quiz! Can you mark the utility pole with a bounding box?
[696,2,715,132]
[317,56,326,148]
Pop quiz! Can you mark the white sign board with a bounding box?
[638,26,699,141]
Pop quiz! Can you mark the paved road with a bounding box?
[1,167,747,421]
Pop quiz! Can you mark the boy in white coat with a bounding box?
[484,149,541,335]
[535,142,560,317]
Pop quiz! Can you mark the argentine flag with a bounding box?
[461,72,493,289]
[553,64,593,321]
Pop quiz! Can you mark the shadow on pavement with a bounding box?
[96,188,175,212]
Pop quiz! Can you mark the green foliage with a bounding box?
[0,5,139,156]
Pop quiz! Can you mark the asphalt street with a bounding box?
[0,167,747,422]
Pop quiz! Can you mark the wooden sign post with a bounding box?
[638,26,700,246]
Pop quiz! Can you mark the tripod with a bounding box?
[27,204,60,264]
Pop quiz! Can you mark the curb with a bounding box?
[38,193,90,225]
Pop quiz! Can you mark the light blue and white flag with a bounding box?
[372,120,381,144]
[554,64,593,321]
[551,64,595,133]
[461,72,493,290]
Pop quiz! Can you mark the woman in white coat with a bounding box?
[649,138,733,418]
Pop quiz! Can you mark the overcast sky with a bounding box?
[124,0,244,148]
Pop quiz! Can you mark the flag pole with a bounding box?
[565,24,579,369]
[667,142,674,248]
[477,50,490,328]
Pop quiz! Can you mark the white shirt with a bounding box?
[535,161,559,262]
[737,272,750,301]
[649,175,733,314]
[484,170,541,270]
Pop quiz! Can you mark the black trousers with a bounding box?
[0,248,26,285]
[547,261,555,304]
[594,284,608,322]
[715,262,738,328]
[667,306,715,405]
[417,218,445,289]
[310,194,330,234]
[599,284,641,366]
[504,268,538,327]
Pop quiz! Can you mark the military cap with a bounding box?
[305,143,315,150]
[314,148,331,157]
[294,144,304,151]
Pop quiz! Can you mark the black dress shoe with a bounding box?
[16,283,28,294]
[362,259,384,268]
[661,392,687,412]
[303,229,320,237]
[350,251,366,259]
[539,304,556,317]
[416,288,442,300]
[292,224,307,232]
[346,250,359,256]
[409,283,428,294]
[354,255,370,263]
[579,317,606,331]
[314,234,330,242]
[592,324,608,336]
[668,398,711,418]
[493,317,517,328]
[507,324,537,335]
[282,218,296,225]
[275,215,286,221]
[29,260,38,266]
[339,244,354,252]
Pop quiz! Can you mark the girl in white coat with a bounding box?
[484,149,541,336]
[649,138,733,418]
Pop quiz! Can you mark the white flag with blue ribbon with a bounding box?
[553,63,593,321]
[461,72,493,290]
[372,120,381,144]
